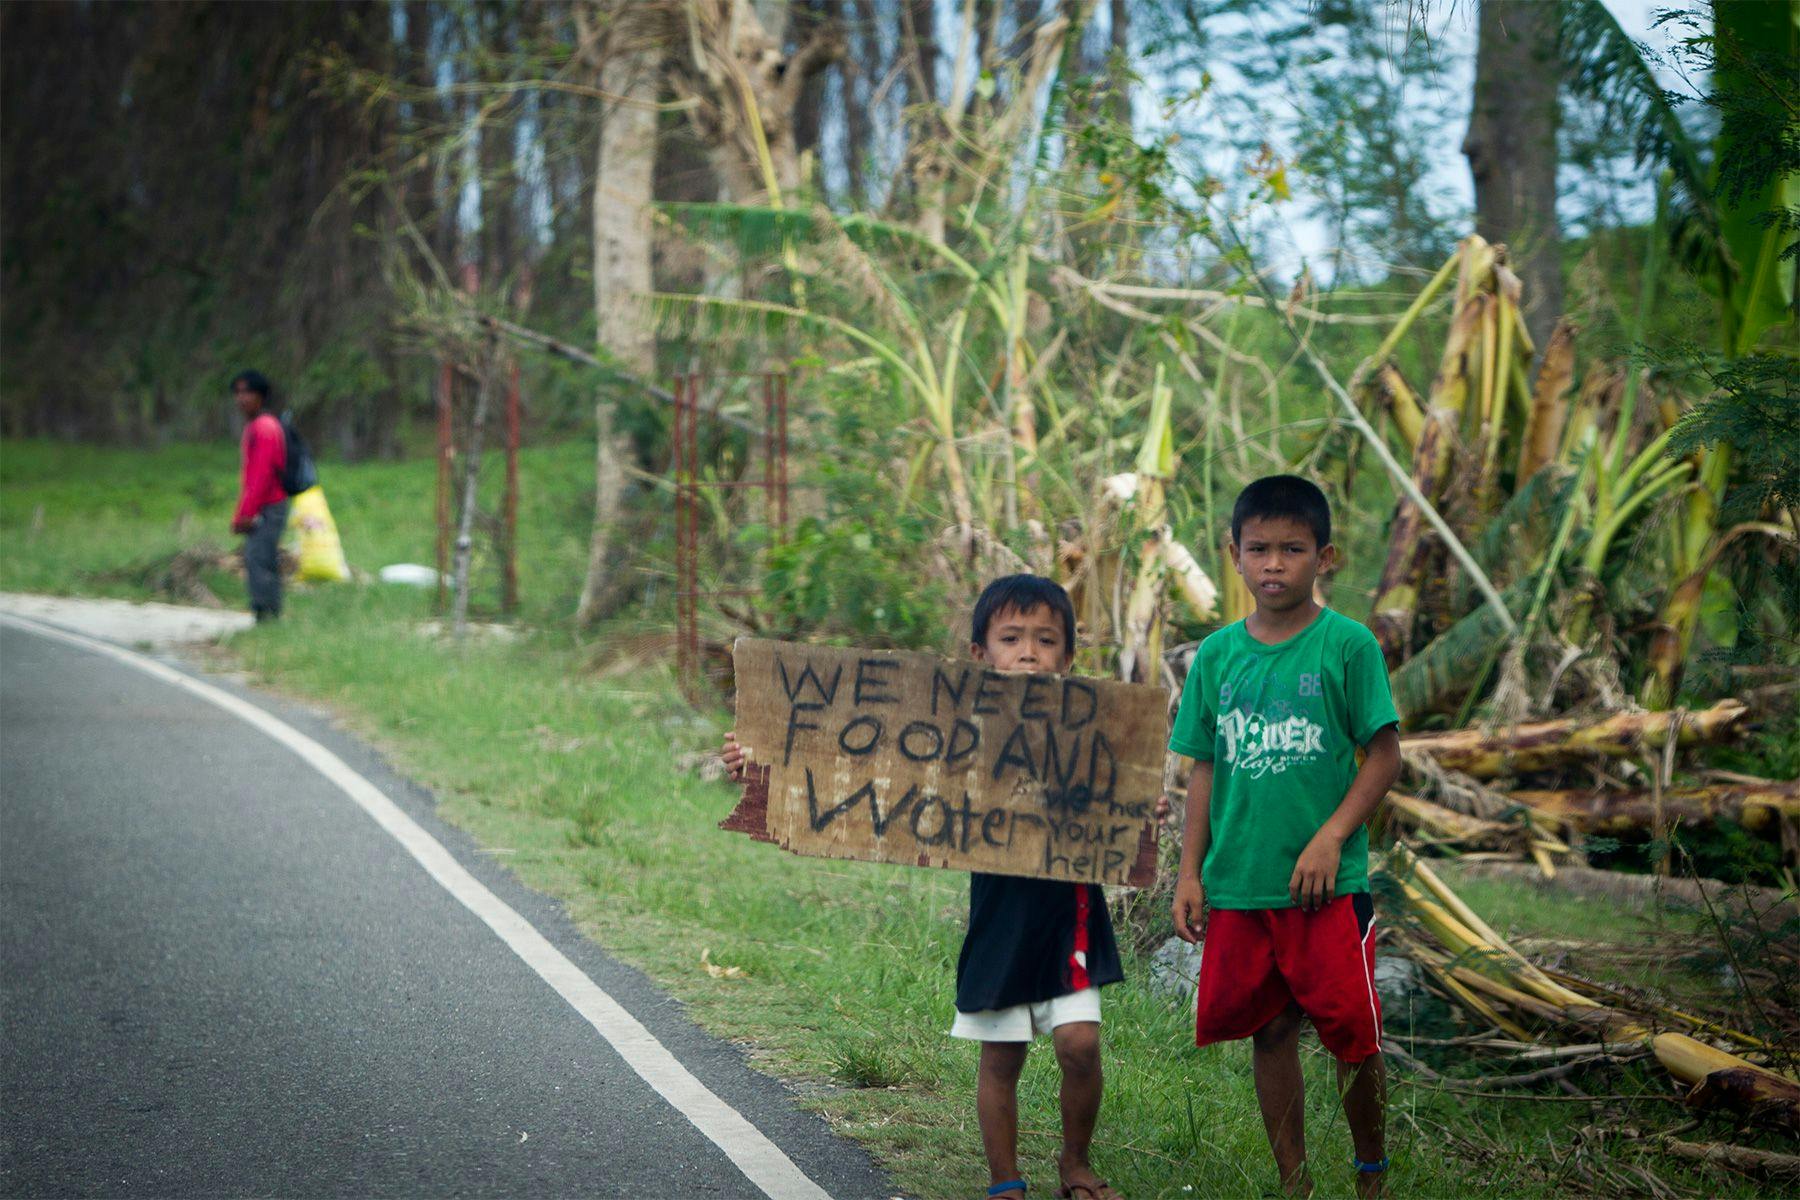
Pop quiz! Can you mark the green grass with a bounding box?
[2,439,1786,1199]
[0,438,596,623]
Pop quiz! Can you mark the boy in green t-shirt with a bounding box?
[1169,475,1402,1199]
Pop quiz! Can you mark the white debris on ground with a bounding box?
[377,563,441,587]
[0,592,252,648]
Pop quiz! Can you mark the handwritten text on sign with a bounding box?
[725,638,1168,885]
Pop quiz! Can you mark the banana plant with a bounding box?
[1642,0,1797,707]
[1360,235,1538,666]
[1092,364,1220,683]
[1563,0,1798,706]
[651,203,1037,533]
[1564,427,1694,648]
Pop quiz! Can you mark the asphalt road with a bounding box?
[0,620,893,1199]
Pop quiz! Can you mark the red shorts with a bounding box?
[1194,893,1382,1062]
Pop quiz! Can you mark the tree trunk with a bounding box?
[913,4,1069,244]
[905,0,938,106]
[578,4,659,624]
[672,0,843,205]
[1385,792,1520,848]
[451,348,495,637]
[788,0,833,166]
[1108,0,1130,129]
[591,34,659,375]
[479,5,517,288]
[1443,858,1795,916]
[575,400,632,626]
[1658,1139,1800,1182]
[1462,0,1563,356]
[1657,1034,1800,1137]
[840,0,879,207]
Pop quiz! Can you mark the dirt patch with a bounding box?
[0,592,252,649]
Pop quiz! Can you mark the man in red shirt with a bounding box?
[230,370,289,621]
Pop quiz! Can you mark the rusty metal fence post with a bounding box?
[674,374,698,704]
[673,370,791,705]
[776,372,789,536]
[502,359,521,614]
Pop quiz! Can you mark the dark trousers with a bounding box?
[243,500,290,619]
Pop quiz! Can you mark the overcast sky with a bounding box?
[1246,0,1697,278]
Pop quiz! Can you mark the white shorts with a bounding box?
[949,987,1102,1042]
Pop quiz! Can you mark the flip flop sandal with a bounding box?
[986,1181,1028,1199]
[1058,1181,1122,1200]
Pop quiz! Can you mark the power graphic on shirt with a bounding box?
[1216,674,1329,779]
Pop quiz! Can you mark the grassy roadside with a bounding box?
[2,441,1779,1198]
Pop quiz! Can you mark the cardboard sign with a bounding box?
[721,638,1168,886]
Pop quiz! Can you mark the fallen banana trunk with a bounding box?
[1400,701,1748,778]
[1654,1033,1800,1136]
[1442,959,1655,1042]
[1387,846,1646,1037]
[1385,791,1570,879]
[1541,965,1776,1053]
[1385,791,1522,848]
[1514,779,1800,836]
[1383,844,1797,1126]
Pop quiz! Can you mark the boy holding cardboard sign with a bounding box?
[1169,476,1401,1199]
[950,575,1124,1200]
[724,574,1126,1200]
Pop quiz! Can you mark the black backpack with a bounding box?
[278,411,319,496]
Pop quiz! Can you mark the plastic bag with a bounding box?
[288,487,351,582]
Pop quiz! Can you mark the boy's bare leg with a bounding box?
[978,1041,1029,1196]
[1337,1053,1387,1199]
[1252,1003,1311,1198]
[1050,1021,1117,1198]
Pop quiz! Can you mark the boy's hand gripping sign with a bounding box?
[722,638,1168,886]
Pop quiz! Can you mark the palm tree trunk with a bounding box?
[1463,0,1564,357]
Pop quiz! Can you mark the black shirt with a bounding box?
[953,873,1124,1012]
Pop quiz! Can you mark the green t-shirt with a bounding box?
[1168,608,1400,909]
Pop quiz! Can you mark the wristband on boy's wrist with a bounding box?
[1353,1156,1389,1174]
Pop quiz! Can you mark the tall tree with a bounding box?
[575,1,661,626]
[1,1,402,450]
[1462,0,1564,354]
[788,0,836,168]
[667,0,843,204]
[583,4,660,377]
[912,1,1074,244]
[906,0,939,108]
[1108,0,1131,131]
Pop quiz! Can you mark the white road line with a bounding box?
[1,614,831,1200]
